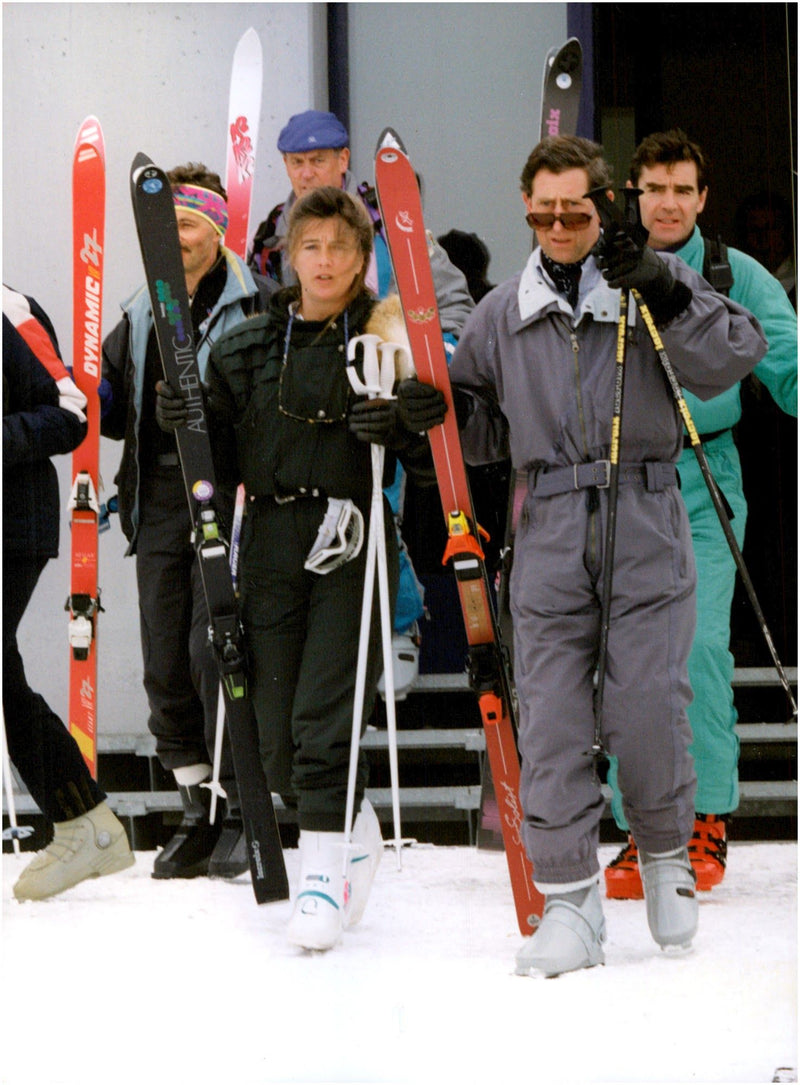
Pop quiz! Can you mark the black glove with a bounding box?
[396,379,447,433]
[595,226,692,322]
[347,397,404,447]
[155,379,189,432]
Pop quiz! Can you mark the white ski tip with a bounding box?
[376,127,405,155]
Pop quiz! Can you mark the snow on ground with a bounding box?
[2,841,796,1085]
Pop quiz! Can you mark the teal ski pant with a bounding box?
[239,495,398,833]
[608,434,747,827]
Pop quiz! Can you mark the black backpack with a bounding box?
[702,235,734,296]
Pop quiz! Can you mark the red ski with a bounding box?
[224,27,262,259]
[67,116,105,777]
[374,129,543,936]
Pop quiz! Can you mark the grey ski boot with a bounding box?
[639,846,698,949]
[515,881,606,977]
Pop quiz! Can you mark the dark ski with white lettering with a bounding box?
[540,37,583,139]
[129,153,288,904]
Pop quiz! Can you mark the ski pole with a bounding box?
[591,289,630,761]
[632,288,798,718]
[1,710,33,855]
[345,334,413,869]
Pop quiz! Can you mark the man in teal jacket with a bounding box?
[605,129,797,898]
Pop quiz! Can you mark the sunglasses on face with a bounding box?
[526,211,593,230]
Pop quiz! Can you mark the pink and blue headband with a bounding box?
[172,184,228,237]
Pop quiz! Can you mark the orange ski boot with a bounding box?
[689,814,728,891]
[604,835,643,900]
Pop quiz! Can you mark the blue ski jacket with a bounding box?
[101,249,272,551]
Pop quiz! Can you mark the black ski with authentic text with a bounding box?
[129,153,288,905]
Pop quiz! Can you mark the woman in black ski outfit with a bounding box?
[158,186,447,949]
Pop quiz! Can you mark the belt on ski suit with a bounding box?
[529,459,677,497]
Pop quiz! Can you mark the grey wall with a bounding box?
[3,3,321,736]
[3,1,569,741]
[348,3,568,283]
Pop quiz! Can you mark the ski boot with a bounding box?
[287,830,347,951]
[152,777,221,880]
[639,846,698,950]
[344,798,383,928]
[689,814,728,891]
[13,801,134,901]
[515,882,606,978]
[604,835,643,900]
[377,624,420,702]
[208,790,249,880]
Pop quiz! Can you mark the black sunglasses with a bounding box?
[526,211,593,230]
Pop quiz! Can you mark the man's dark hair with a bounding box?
[629,129,709,192]
[520,136,612,196]
[167,162,227,201]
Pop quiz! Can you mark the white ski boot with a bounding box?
[287,831,347,951]
[344,798,383,928]
[639,846,698,950]
[515,881,606,977]
[13,801,134,901]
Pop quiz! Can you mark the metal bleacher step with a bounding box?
[82,719,800,759]
[6,786,485,822]
[4,668,796,841]
[412,666,798,693]
[7,779,795,825]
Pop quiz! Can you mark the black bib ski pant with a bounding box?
[240,495,398,833]
[135,464,235,788]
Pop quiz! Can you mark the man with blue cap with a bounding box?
[250,110,392,296]
[250,109,472,329]
[250,110,474,697]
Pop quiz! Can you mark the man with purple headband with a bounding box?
[102,163,276,881]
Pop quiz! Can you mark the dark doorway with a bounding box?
[590,2,797,669]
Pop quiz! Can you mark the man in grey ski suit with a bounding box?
[448,136,767,976]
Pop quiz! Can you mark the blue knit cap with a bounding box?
[277,110,349,154]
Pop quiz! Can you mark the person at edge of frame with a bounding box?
[4,284,134,901]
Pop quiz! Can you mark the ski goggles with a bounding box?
[526,211,593,230]
[304,497,365,575]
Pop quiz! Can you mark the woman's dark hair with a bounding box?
[287,186,374,305]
